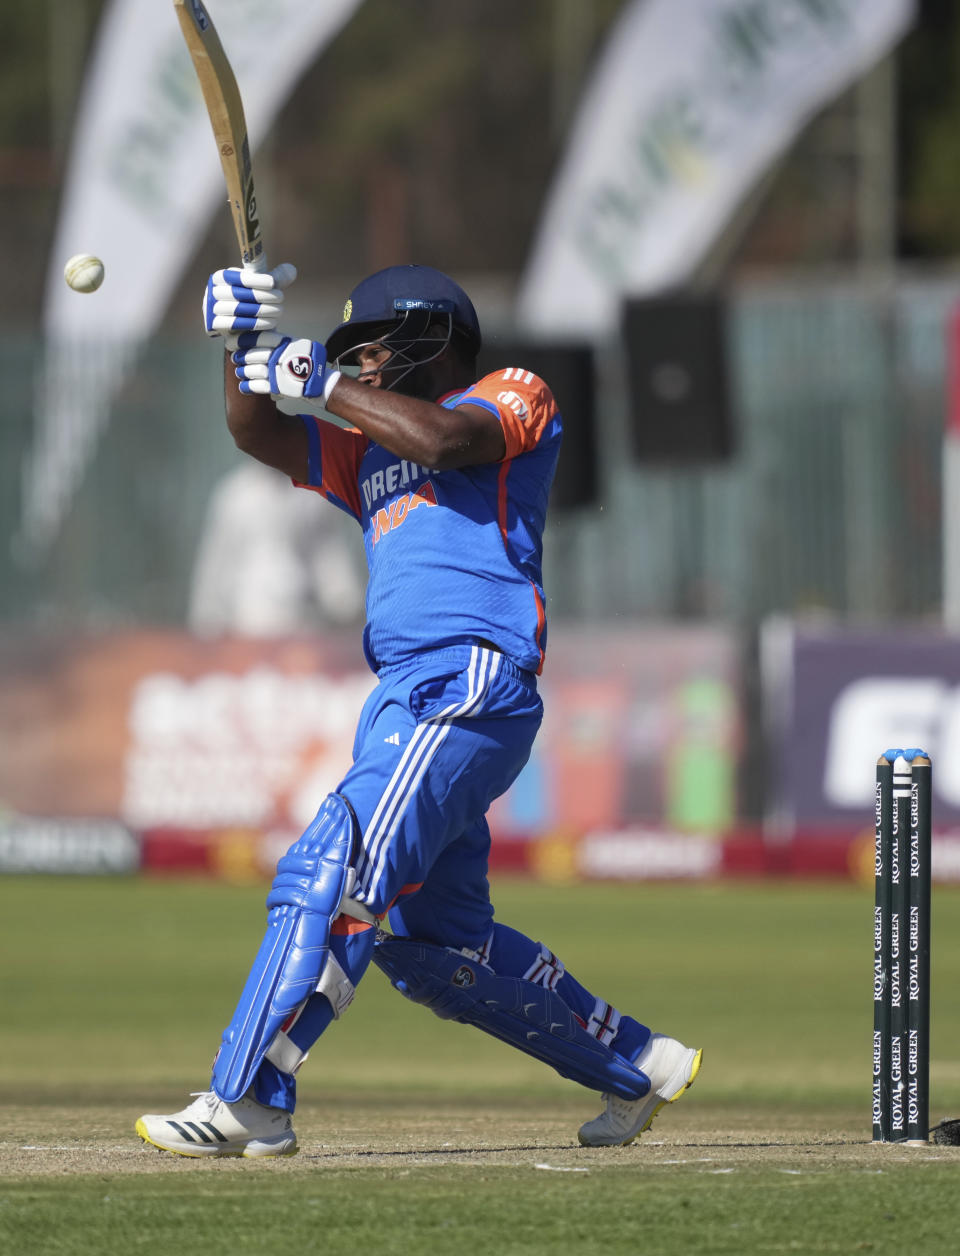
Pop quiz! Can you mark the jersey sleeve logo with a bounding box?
[497,389,529,421]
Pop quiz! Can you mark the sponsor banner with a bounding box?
[135,825,960,884]
[0,630,374,833]
[506,827,859,882]
[139,824,727,882]
[140,826,288,883]
[0,817,138,875]
[491,626,740,839]
[574,829,721,881]
[518,827,960,884]
[0,626,739,869]
[517,0,915,335]
[763,620,960,832]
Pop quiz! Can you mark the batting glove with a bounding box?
[203,262,297,339]
[233,334,341,405]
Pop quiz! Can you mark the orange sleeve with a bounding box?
[457,369,559,461]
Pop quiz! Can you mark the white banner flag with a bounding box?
[23,0,363,554]
[517,0,916,336]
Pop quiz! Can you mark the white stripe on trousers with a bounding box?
[354,646,501,905]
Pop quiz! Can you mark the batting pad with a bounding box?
[212,794,357,1103]
[373,936,651,1100]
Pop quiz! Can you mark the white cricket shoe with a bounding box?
[136,1091,298,1158]
[578,1033,702,1147]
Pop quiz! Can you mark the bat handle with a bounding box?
[246,249,269,273]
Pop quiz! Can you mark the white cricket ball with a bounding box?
[64,253,105,294]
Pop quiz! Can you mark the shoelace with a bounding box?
[188,1091,220,1112]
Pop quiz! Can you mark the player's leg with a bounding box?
[479,921,702,1146]
[381,844,701,1145]
[137,643,541,1156]
[223,647,543,1113]
[254,646,545,1096]
[136,908,375,1155]
[394,901,652,1061]
[137,663,402,1157]
[136,789,373,1157]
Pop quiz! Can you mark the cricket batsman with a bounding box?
[136,261,702,1157]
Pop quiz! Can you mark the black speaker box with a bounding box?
[623,294,734,463]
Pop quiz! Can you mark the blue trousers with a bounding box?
[247,644,648,1109]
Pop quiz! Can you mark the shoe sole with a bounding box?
[578,1046,704,1148]
[136,1118,298,1159]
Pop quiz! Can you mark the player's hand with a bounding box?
[233,334,336,403]
[202,262,297,339]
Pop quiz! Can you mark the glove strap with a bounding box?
[323,369,342,407]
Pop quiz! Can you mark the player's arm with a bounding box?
[201,263,311,479]
[325,378,505,470]
[222,349,309,481]
[234,329,506,469]
[202,263,362,482]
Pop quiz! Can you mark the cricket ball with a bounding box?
[64,253,105,294]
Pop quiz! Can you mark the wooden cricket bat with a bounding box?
[173,0,267,271]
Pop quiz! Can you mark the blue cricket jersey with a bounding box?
[296,367,561,674]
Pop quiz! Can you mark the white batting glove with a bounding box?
[202,262,297,340]
[234,335,341,405]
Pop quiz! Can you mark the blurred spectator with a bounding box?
[188,462,365,636]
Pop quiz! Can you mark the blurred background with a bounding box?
[2,0,960,885]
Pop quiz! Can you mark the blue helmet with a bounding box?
[325,264,482,366]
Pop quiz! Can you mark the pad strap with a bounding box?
[338,869,378,925]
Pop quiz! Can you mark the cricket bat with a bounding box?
[173,0,267,272]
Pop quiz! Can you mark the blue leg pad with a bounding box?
[372,936,651,1100]
[212,794,357,1103]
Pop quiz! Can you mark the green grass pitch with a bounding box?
[2,874,960,1254]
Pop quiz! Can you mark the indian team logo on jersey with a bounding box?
[370,481,438,545]
[451,965,476,988]
[497,389,529,421]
